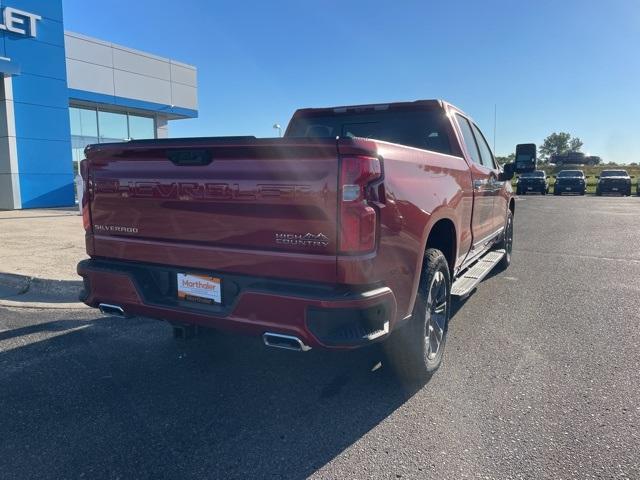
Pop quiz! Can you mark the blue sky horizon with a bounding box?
[62,0,640,163]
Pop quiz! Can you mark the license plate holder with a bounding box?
[177,273,222,305]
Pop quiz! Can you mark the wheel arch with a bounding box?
[424,217,457,277]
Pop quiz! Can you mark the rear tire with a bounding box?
[496,209,513,270]
[384,249,450,383]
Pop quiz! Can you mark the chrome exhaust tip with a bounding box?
[262,332,311,352]
[99,303,126,317]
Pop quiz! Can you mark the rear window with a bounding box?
[286,109,454,155]
[558,170,584,177]
[600,170,628,177]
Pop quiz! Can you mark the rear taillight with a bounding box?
[79,159,91,232]
[339,156,382,253]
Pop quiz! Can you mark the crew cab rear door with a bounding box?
[453,113,499,252]
[470,122,507,233]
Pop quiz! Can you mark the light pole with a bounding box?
[273,123,282,137]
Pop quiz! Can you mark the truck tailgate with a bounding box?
[86,137,340,281]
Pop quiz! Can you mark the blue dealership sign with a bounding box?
[0,0,74,208]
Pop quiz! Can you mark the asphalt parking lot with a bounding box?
[1,196,639,480]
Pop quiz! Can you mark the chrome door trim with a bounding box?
[472,226,504,249]
[458,226,505,273]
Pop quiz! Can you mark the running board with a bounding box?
[451,249,505,297]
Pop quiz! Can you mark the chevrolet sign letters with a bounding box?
[0,7,41,37]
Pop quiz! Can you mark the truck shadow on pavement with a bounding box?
[0,274,82,304]
[0,311,441,480]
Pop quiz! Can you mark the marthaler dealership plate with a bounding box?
[177,273,222,305]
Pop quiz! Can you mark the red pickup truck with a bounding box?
[77,100,535,381]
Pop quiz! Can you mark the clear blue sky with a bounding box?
[62,0,640,163]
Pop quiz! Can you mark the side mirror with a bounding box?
[498,162,516,181]
[631,175,636,179]
[514,143,537,173]
[595,175,600,178]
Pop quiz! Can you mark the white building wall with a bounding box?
[64,31,198,113]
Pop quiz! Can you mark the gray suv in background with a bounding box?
[596,170,632,196]
[554,170,586,195]
[516,170,549,195]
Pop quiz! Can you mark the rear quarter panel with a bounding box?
[338,141,473,323]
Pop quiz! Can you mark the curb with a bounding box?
[0,273,31,294]
[0,272,85,309]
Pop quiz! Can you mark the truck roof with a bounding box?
[293,99,460,116]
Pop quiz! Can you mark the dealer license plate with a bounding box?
[177,273,222,304]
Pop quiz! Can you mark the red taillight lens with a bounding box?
[79,159,91,232]
[339,156,382,253]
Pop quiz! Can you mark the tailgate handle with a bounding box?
[167,149,212,166]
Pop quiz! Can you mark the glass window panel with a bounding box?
[69,107,81,136]
[455,114,482,165]
[69,107,98,138]
[128,114,155,140]
[287,109,453,155]
[471,123,496,169]
[98,111,128,142]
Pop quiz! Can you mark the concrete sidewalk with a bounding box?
[0,208,87,307]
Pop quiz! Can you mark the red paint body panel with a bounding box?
[79,100,513,349]
[78,262,396,349]
[342,141,474,319]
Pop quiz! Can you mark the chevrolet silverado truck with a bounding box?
[77,100,535,381]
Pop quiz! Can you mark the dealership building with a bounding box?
[0,0,198,209]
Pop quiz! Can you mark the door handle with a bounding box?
[488,176,502,190]
[473,179,487,191]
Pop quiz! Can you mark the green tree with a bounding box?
[495,153,515,165]
[569,137,584,152]
[539,132,584,162]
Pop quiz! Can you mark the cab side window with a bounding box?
[455,114,482,165]
[471,123,496,170]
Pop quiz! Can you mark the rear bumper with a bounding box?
[598,183,630,193]
[77,258,397,350]
[555,182,585,193]
[518,182,546,191]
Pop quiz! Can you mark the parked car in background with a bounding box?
[516,170,548,195]
[550,151,601,166]
[77,99,536,382]
[554,170,586,195]
[596,170,632,196]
